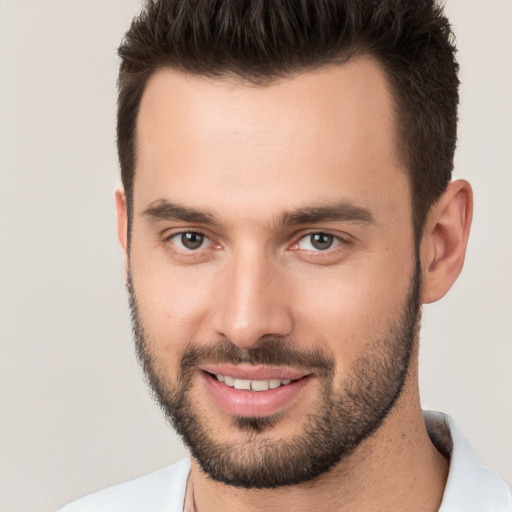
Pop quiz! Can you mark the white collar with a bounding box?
[425,410,512,511]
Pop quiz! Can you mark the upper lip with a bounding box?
[199,364,311,381]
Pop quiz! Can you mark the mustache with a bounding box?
[179,338,335,379]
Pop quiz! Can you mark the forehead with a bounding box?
[134,57,409,224]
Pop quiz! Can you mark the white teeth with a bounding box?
[215,374,295,391]
[251,380,269,391]
[233,379,251,390]
[268,379,282,389]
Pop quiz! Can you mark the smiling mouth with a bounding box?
[200,368,312,417]
[206,371,301,391]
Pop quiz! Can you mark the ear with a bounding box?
[115,187,129,275]
[420,180,473,304]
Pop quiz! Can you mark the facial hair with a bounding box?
[127,263,421,489]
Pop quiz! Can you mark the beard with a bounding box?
[127,262,422,489]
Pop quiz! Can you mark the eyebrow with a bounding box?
[280,203,374,226]
[142,199,374,227]
[142,200,219,226]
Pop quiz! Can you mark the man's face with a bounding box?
[125,58,420,487]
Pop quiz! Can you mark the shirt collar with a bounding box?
[424,410,511,512]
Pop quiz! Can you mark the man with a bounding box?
[60,0,511,510]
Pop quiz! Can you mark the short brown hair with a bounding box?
[117,0,459,243]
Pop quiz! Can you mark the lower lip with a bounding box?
[200,371,311,417]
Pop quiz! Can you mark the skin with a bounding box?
[116,56,472,511]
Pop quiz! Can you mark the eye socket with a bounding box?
[170,231,207,251]
[297,232,341,251]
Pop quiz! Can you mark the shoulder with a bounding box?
[424,411,512,512]
[57,458,191,512]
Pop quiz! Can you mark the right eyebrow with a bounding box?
[280,202,375,226]
[142,199,219,226]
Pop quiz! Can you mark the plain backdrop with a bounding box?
[0,1,511,511]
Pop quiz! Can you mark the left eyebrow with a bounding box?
[141,199,220,226]
[280,202,375,226]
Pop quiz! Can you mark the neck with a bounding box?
[189,363,449,512]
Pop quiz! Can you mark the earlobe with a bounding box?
[420,180,473,304]
[115,188,129,274]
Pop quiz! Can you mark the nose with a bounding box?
[211,248,294,349]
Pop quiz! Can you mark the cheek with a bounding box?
[290,253,415,370]
[129,249,216,355]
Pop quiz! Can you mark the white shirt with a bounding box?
[58,411,512,512]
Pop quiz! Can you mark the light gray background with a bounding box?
[0,1,510,511]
